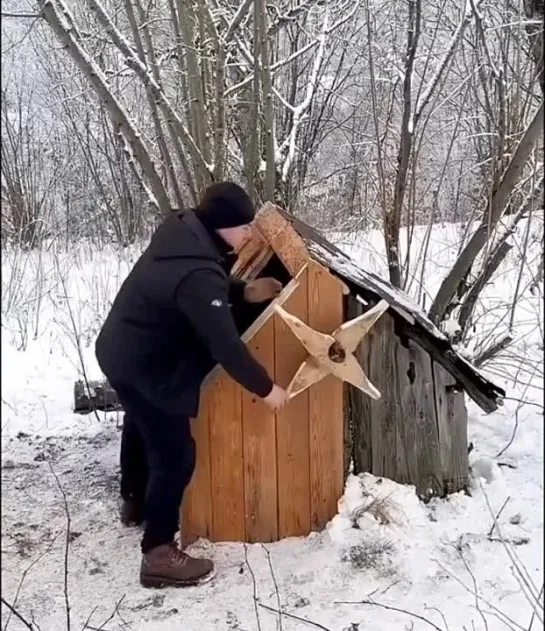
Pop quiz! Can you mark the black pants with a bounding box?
[115,384,196,554]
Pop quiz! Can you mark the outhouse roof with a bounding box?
[246,204,505,414]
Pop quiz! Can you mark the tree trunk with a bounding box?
[257,0,276,201]
[38,0,171,213]
[387,0,421,288]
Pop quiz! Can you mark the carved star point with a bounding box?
[275,300,389,400]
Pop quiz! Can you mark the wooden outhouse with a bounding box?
[179,203,505,544]
[75,202,504,545]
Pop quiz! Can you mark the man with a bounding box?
[95,182,288,588]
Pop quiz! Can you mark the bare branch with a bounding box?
[1,598,35,630]
[258,603,333,631]
[48,463,71,631]
[37,0,170,213]
[224,0,254,42]
[1,12,41,18]
[88,0,212,181]
[430,101,545,323]
[335,600,445,630]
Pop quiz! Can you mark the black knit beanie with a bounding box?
[196,182,255,230]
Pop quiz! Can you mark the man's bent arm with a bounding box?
[175,269,273,397]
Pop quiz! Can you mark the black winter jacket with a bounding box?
[95,210,273,418]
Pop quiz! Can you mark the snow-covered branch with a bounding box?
[414,0,483,125]
[88,0,212,176]
[281,9,330,182]
[37,0,170,212]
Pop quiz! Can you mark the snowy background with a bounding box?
[2,220,543,631]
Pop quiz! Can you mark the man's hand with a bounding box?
[244,277,283,303]
[262,384,289,411]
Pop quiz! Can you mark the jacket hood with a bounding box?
[149,210,227,263]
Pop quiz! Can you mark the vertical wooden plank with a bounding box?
[348,296,373,476]
[367,315,400,480]
[394,337,420,485]
[393,341,443,499]
[433,361,469,494]
[413,348,444,499]
[308,263,344,530]
[180,395,212,542]
[242,318,278,542]
[343,383,353,480]
[208,374,245,541]
[274,268,311,538]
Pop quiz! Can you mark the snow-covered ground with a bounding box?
[2,220,543,631]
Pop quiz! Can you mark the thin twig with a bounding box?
[81,606,99,631]
[98,595,126,631]
[30,611,42,631]
[1,12,41,18]
[260,544,283,631]
[258,603,333,631]
[435,560,525,631]
[335,600,445,631]
[487,496,511,538]
[53,252,102,426]
[0,598,35,630]
[113,595,131,630]
[2,534,59,631]
[82,595,126,631]
[48,463,71,631]
[527,584,544,630]
[243,544,262,631]
[453,542,489,631]
[495,410,520,458]
[480,480,542,614]
[424,605,449,631]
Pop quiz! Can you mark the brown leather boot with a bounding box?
[140,542,214,588]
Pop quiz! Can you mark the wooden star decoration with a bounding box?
[275,299,390,400]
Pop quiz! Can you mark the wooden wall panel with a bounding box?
[208,375,245,541]
[433,361,469,494]
[274,268,311,538]
[307,263,345,530]
[242,318,278,542]
[180,394,212,542]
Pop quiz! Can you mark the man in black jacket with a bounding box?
[95,182,287,588]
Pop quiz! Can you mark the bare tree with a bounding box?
[33,0,360,214]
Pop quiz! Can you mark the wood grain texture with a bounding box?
[269,226,309,276]
[242,318,278,542]
[307,262,344,530]
[254,202,291,241]
[433,361,469,494]
[366,315,399,481]
[394,337,422,486]
[180,395,212,541]
[274,267,311,538]
[231,227,273,280]
[347,296,372,476]
[364,314,443,497]
[410,343,443,499]
[208,374,245,541]
[254,203,311,276]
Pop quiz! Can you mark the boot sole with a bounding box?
[140,567,216,589]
